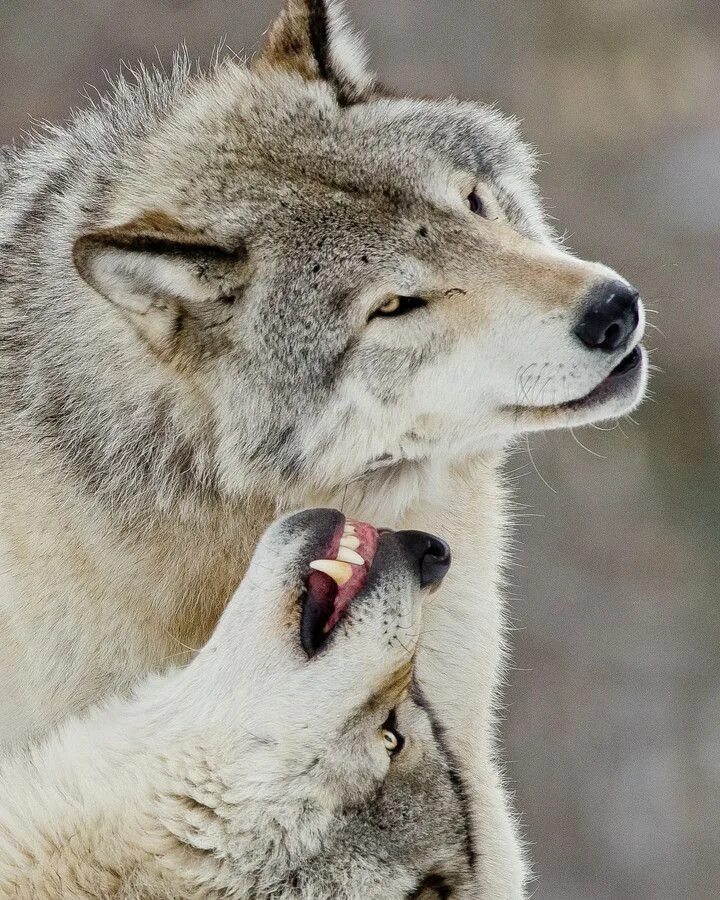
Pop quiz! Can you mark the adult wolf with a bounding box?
[0,0,647,895]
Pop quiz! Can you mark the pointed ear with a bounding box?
[255,0,376,105]
[73,212,247,358]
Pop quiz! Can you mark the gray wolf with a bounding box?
[0,0,647,895]
[0,508,477,899]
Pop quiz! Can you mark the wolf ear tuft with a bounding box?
[73,212,247,357]
[256,0,376,105]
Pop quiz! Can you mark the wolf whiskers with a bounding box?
[569,427,607,460]
[524,435,558,494]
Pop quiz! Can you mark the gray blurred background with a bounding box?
[1,1,717,897]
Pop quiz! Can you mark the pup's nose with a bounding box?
[574,281,640,352]
[394,531,451,589]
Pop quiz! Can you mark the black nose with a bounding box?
[574,281,640,352]
[394,531,452,589]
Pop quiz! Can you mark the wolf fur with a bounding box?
[0,1,647,895]
[0,509,477,899]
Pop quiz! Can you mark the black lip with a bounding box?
[505,344,645,416]
[609,345,642,377]
[299,571,338,657]
[297,511,347,658]
[560,344,644,409]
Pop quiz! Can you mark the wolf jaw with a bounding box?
[0,0,647,896]
[303,517,379,654]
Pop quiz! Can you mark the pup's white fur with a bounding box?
[0,511,477,898]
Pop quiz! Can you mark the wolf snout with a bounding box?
[573,280,640,352]
[394,531,452,589]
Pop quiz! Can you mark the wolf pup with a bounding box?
[0,0,647,895]
[0,509,477,899]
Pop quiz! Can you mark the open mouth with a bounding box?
[300,516,379,656]
[510,344,645,417]
[558,344,643,411]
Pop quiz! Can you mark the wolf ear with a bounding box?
[73,212,247,357]
[255,0,376,105]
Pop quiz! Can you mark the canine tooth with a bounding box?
[343,523,357,534]
[339,534,361,550]
[336,546,364,566]
[309,559,353,586]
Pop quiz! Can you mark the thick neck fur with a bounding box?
[0,428,504,745]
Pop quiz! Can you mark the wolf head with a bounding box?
[168,507,472,898]
[64,0,646,509]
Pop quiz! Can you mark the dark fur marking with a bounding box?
[6,161,75,253]
[246,423,303,480]
[77,229,240,263]
[294,756,321,777]
[307,0,332,82]
[306,0,360,107]
[410,681,478,874]
[201,315,233,331]
[407,873,453,899]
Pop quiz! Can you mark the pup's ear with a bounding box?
[73,212,247,357]
[255,0,376,105]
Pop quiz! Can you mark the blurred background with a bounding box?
[1,1,717,896]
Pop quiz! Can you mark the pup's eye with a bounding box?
[467,190,487,218]
[381,710,405,757]
[372,296,426,319]
[382,729,400,753]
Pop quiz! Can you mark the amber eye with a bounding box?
[372,296,427,319]
[467,190,487,217]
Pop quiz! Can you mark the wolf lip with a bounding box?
[300,518,379,657]
[564,344,644,408]
[541,343,645,414]
[609,345,641,377]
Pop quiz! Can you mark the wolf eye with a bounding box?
[372,296,426,319]
[467,190,487,218]
[381,710,405,757]
[383,730,399,752]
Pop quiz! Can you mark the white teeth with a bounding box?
[336,546,364,566]
[343,523,357,535]
[339,534,361,551]
[309,559,353,586]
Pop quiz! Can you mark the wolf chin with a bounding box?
[0,0,647,896]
